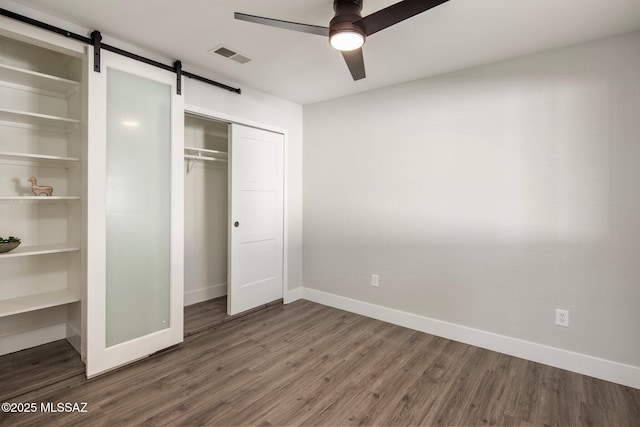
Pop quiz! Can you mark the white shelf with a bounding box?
[0,243,80,259]
[184,154,228,163]
[204,129,228,139]
[0,28,85,352]
[0,290,81,317]
[0,196,80,202]
[0,108,80,131]
[0,151,80,166]
[184,146,228,156]
[0,63,80,97]
[184,147,228,163]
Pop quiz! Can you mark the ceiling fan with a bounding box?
[234,0,450,81]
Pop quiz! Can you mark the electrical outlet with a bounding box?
[371,274,379,288]
[555,309,569,327]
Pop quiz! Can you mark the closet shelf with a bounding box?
[0,196,80,202]
[184,154,228,163]
[0,63,80,97]
[184,147,228,162]
[0,108,81,131]
[0,289,81,318]
[0,243,80,259]
[0,151,80,167]
[203,129,228,139]
[184,147,228,156]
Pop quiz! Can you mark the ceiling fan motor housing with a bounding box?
[330,0,366,42]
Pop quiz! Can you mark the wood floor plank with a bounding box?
[216,316,385,425]
[378,340,475,426]
[184,296,228,335]
[462,352,515,426]
[3,300,639,426]
[288,326,419,426]
[0,295,231,405]
[254,322,414,426]
[0,340,85,402]
[128,302,328,425]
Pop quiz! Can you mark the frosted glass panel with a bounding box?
[105,68,171,347]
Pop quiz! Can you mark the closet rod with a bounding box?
[0,7,242,95]
[184,155,228,162]
[184,147,228,156]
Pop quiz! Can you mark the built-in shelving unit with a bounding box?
[0,290,81,318]
[0,107,81,131]
[0,63,80,97]
[0,243,80,259]
[0,29,85,355]
[0,151,80,166]
[0,196,80,201]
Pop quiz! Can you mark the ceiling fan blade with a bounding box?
[234,12,330,37]
[341,48,366,81]
[355,0,450,36]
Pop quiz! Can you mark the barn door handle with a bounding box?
[234,221,240,227]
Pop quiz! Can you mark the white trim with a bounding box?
[184,283,227,306]
[185,104,288,136]
[283,120,289,310]
[284,287,303,304]
[0,323,66,356]
[301,288,640,389]
[0,15,85,57]
[65,321,81,354]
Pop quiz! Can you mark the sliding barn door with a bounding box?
[228,124,284,315]
[86,50,184,377]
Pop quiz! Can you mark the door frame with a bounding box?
[184,104,289,306]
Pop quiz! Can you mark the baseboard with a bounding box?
[0,323,67,356]
[302,287,640,389]
[184,282,227,306]
[284,287,303,304]
[185,283,300,306]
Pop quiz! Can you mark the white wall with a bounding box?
[303,32,640,372]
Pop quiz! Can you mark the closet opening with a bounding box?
[182,111,286,333]
[183,114,229,335]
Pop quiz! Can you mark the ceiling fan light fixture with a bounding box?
[330,31,364,51]
[234,0,452,80]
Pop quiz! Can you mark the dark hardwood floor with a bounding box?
[184,296,229,336]
[0,297,230,402]
[2,300,639,426]
[0,340,84,403]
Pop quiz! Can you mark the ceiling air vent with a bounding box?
[210,45,252,64]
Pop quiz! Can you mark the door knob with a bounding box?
[234,221,239,227]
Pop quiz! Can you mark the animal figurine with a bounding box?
[27,176,53,197]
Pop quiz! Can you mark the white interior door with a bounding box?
[86,49,184,377]
[228,124,284,315]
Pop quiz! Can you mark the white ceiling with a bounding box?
[7,0,640,105]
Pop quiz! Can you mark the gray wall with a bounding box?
[303,31,640,367]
